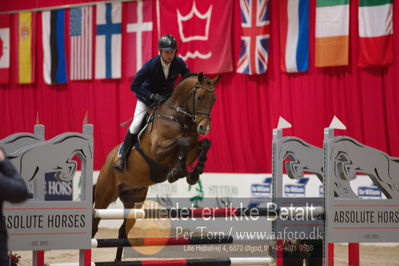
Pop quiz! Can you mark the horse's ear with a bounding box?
[198,72,204,82]
[211,75,221,86]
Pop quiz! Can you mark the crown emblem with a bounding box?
[177,1,212,42]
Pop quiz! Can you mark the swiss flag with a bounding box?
[123,0,153,77]
[158,0,233,74]
[0,14,10,84]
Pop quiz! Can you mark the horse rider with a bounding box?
[113,34,190,173]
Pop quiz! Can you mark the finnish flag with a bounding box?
[95,3,121,79]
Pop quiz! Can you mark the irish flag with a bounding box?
[315,0,349,67]
[359,0,393,67]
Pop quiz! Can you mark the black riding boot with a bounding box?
[113,131,137,173]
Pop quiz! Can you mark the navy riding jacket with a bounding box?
[130,55,190,106]
[0,159,28,260]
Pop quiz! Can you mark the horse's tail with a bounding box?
[92,184,96,205]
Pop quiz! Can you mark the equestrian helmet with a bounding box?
[158,34,177,50]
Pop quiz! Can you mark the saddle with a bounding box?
[117,112,170,183]
[117,113,151,157]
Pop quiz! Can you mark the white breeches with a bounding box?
[129,100,149,134]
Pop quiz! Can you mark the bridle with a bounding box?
[188,81,214,123]
[158,80,215,126]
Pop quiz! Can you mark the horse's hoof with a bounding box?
[187,172,199,185]
[167,173,177,183]
[167,171,178,183]
[187,177,198,185]
[175,168,188,178]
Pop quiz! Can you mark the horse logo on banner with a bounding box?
[331,137,399,200]
[8,133,92,183]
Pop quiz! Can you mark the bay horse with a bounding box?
[92,73,220,261]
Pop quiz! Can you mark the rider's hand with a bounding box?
[150,93,166,103]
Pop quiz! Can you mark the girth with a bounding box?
[134,141,169,183]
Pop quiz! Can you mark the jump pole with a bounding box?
[93,206,325,219]
[91,236,234,248]
[49,257,273,266]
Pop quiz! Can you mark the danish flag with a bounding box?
[236,0,270,75]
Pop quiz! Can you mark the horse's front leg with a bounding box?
[167,137,189,183]
[186,139,211,185]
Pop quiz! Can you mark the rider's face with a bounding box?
[160,49,176,64]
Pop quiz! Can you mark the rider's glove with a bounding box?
[150,93,166,103]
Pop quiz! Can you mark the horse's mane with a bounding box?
[180,72,199,82]
[169,73,201,101]
[172,72,213,101]
[179,72,198,84]
[178,72,211,86]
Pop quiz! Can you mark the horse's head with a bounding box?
[186,73,220,136]
[168,73,221,136]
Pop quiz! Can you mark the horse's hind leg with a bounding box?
[187,139,211,185]
[115,185,148,262]
[92,166,118,237]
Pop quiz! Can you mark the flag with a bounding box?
[70,6,93,80]
[358,0,393,67]
[279,0,309,73]
[236,0,270,75]
[0,14,10,84]
[16,12,36,84]
[42,10,67,84]
[95,2,121,79]
[158,0,233,74]
[315,0,349,67]
[124,0,153,77]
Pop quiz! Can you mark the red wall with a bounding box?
[1,0,399,172]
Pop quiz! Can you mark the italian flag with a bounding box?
[315,0,349,67]
[359,0,393,67]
